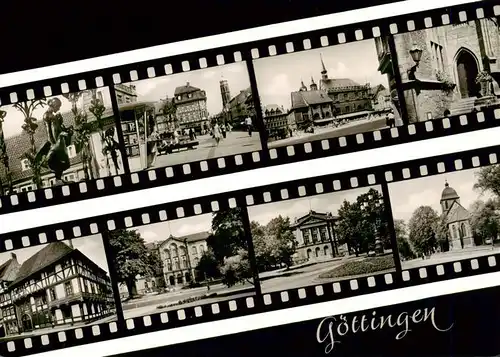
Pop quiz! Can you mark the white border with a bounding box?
[30,272,500,357]
[0,0,480,88]
[0,127,499,233]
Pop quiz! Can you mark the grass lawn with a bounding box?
[318,254,395,279]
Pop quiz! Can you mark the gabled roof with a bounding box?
[229,88,252,107]
[12,242,74,286]
[158,231,211,248]
[0,256,20,283]
[445,201,470,224]
[320,78,362,91]
[0,107,114,185]
[291,210,337,228]
[291,90,332,110]
[174,83,202,96]
[371,84,388,97]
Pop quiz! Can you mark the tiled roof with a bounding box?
[321,78,362,90]
[445,202,471,224]
[174,83,202,96]
[12,242,74,286]
[0,256,20,282]
[229,88,252,107]
[291,90,332,110]
[0,107,114,184]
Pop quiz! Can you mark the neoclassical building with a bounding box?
[0,241,113,337]
[376,18,500,123]
[159,232,210,287]
[440,181,474,250]
[290,210,347,264]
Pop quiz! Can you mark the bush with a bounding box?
[318,255,395,279]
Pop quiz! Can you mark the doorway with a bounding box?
[456,50,479,98]
[21,314,33,332]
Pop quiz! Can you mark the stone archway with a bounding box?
[456,49,480,98]
[21,314,33,332]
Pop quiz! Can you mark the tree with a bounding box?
[14,100,47,189]
[108,229,154,298]
[336,200,371,256]
[474,165,500,198]
[408,206,439,256]
[162,97,177,131]
[357,188,390,249]
[469,199,500,245]
[263,216,296,267]
[209,208,247,263]
[394,219,415,260]
[196,249,220,280]
[220,248,254,287]
[435,214,450,252]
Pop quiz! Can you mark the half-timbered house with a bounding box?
[0,241,113,336]
[0,253,20,336]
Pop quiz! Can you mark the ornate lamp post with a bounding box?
[408,44,423,81]
[362,197,384,255]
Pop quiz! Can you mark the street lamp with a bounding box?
[362,200,384,255]
[408,44,423,81]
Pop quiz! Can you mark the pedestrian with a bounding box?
[388,112,395,128]
[245,116,253,136]
[221,124,227,139]
[213,123,222,146]
[189,128,194,141]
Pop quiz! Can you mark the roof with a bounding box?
[441,182,460,201]
[291,210,337,228]
[12,242,74,286]
[0,256,20,283]
[229,88,252,106]
[159,231,211,247]
[372,84,388,97]
[320,78,363,91]
[264,104,285,116]
[445,201,470,224]
[291,90,332,110]
[0,107,112,184]
[174,83,202,96]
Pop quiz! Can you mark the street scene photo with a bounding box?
[253,39,400,149]
[0,236,116,340]
[115,62,262,172]
[247,186,395,294]
[0,89,125,196]
[391,17,500,123]
[108,208,256,319]
[389,165,500,270]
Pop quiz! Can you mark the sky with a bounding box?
[389,168,495,223]
[133,213,215,244]
[253,39,388,110]
[0,234,109,274]
[247,185,382,225]
[0,89,113,139]
[124,62,250,118]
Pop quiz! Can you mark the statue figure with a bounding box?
[38,97,75,185]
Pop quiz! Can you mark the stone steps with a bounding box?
[450,97,477,116]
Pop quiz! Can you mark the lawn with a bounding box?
[318,254,395,279]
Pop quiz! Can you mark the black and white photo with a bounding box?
[247,187,396,294]
[389,166,500,269]
[254,40,398,149]
[389,17,500,123]
[0,236,116,340]
[108,208,256,319]
[0,89,124,196]
[115,62,262,172]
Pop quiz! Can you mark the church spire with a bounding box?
[310,76,318,91]
[300,79,307,91]
[320,53,328,80]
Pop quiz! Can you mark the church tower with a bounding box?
[299,79,307,91]
[310,77,318,91]
[219,78,231,108]
[320,54,328,80]
[440,180,460,214]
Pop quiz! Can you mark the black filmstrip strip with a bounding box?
[0,1,498,214]
[2,143,500,355]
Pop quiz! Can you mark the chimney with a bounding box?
[10,253,17,262]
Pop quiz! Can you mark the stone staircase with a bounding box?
[450,97,477,116]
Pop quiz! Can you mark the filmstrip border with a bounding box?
[0,1,498,214]
[2,143,500,355]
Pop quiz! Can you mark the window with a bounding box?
[49,287,57,301]
[117,94,123,104]
[430,41,444,72]
[167,259,172,271]
[64,282,73,297]
[320,226,328,241]
[311,229,318,243]
[67,145,76,158]
[98,91,104,104]
[192,246,197,255]
[177,96,181,101]
[21,159,30,171]
[303,230,311,245]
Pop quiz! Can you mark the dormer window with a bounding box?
[177,96,181,100]
[21,159,30,171]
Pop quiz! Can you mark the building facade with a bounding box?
[378,19,500,123]
[0,89,123,194]
[158,232,209,287]
[263,104,290,133]
[440,181,475,251]
[227,88,254,126]
[371,84,392,111]
[290,210,347,264]
[290,80,335,129]
[0,241,113,337]
[173,82,208,132]
[318,55,373,115]
[115,84,138,105]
